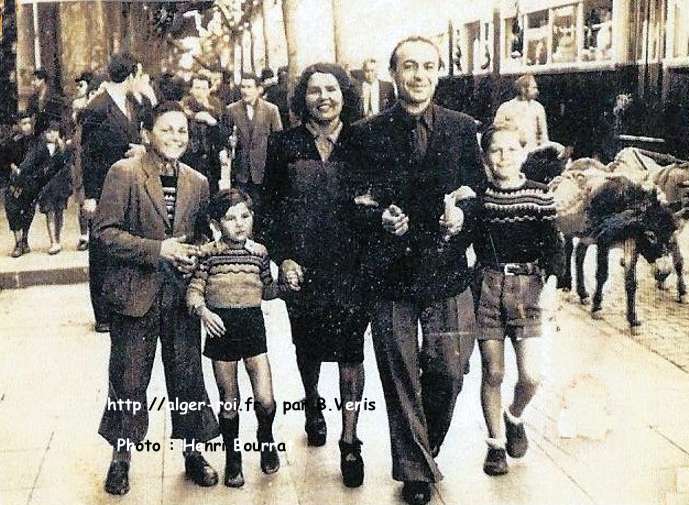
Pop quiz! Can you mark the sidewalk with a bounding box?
[0,196,88,289]
[1,283,688,505]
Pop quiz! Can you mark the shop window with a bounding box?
[630,0,664,62]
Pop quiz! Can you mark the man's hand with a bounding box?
[219,149,230,165]
[159,235,199,269]
[10,163,20,177]
[439,206,465,240]
[199,307,226,338]
[382,205,409,236]
[83,198,98,218]
[195,111,217,126]
[280,259,303,291]
[125,143,146,158]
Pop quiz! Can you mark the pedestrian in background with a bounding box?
[494,74,549,151]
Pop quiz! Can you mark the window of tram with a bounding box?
[552,5,578,63]
[582,0,613,61]
[671,0,689,58]
[630,0,663,62]
[525,10,549,65]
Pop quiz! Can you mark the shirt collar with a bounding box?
[393,101,435,130]
[304,119,343,145]
[149,150,179,176]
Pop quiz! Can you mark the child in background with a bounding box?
[2,111,39,257]
[473,122,564,476]
[37,122,72,254]
[186,188,294,488]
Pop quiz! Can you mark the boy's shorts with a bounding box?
[475,265,544,341]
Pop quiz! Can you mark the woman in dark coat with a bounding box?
[262,63,368,488]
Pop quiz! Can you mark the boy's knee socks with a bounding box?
[254,402,276,442]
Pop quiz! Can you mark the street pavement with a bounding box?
[1,276,689,505]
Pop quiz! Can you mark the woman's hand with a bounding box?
[199,307,226,338]
[382,205,409,236]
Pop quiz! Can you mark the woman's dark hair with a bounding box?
[142,101,186,131]
[207,188,253,221]
[291,62,359,126]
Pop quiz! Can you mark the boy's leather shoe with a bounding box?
[402,481,431,505]
[504,412,528,458]
[483,447,508,476]
[339,439,364,488]
[10,244,23,258]
[95,322,110,333]
[304,398,326,446]
[185,453,218,487]
[104,461,130,495]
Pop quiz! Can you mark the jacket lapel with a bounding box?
[141,153,171,228]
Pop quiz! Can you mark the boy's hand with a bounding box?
[83,198,98,217]
[382,205,409,236]
[280,259,303,291]
[439,206,465,240]
[160,235,199,269]
[199,307,225,338]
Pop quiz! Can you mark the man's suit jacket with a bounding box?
[356,79,396,118]
[348,102,485,303]
[222,98,282,185]
[81,91,141,200]
[93,152,210,318]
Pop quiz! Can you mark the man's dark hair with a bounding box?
[86,75,105,96]
[156,72,188,102]
[207,188,253,221]
[15,109,33,122]
[75,71,94,85]
[388,35,442,71]
[45,120,62,135]
[142,101,186,131]
[33,68,48,81]
[260,68,274,82]
[240,72,261,87]
[107,53,138,84]
[291,62,359,126]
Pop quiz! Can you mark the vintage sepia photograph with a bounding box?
[1,0,689,504]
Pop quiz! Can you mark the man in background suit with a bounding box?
[81,53,144,333]
[357,58,396,118]
[222,72,282,229]
[94,101,219,495]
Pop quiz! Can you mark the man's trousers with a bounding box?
[98,286,219,447]
[88,236,110,326]
[371,288,476,482]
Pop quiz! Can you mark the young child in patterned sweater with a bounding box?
[473,123,564,476]
[186,188,294,488]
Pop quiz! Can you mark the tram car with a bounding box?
[435,0,689,160]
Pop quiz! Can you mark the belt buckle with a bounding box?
[503,263,519,276]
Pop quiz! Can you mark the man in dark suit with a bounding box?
[81,53,144,333]
[349,36,484,505]
[93,101,219,495]
[357,58,396,118]
[27,68,64,135]
[221,72,282,225]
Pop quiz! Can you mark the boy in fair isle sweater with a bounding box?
[473,123,564,476]
[186,188,294,488]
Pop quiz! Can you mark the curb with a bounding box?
[0,266,89,289]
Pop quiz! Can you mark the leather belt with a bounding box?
[482,262,541,276]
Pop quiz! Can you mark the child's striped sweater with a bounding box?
[186,240,287,311]
[475,179,564,277]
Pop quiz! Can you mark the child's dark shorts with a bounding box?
[474,264,544,341]
[203,306,267,362]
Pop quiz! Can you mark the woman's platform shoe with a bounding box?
[338,439,364,488]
